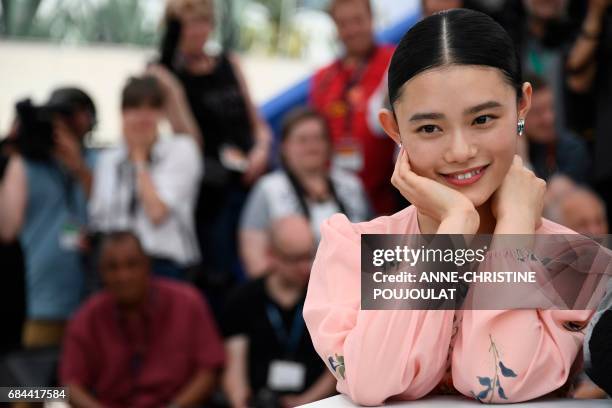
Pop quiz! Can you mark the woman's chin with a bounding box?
[464,190,493,209]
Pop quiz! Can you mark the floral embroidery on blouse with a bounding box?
[328,354,346,380]
[470,334,517,403]
[438,312,463,394]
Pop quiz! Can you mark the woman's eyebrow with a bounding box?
[409,112,445,122]
[463,101,503,115]
[408,101,503,122]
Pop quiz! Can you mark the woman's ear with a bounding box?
[518,82,532,120]
[378,108,401,146]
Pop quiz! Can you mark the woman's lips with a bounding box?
[440,165,489,186]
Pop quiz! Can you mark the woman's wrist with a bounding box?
[133,160,148,173]
[130,149,148,165]
[494,213,537,234]
[253,129,272,151]
[438,208,479,234]
[250,140,270,159]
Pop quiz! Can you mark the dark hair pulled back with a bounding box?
[388,8,523,107]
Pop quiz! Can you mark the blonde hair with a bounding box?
[164,0,214,23]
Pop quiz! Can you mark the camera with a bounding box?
[13,88,96,161]
[13,99,61,161]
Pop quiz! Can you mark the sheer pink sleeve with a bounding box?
[452,308,590,403]
[452,221,601,403]
[303,213,455,406]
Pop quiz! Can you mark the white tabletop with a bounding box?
[299,394,611,407]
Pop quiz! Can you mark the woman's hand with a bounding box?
[242,146,267,185]
[53,119,86,176]
[392,147,479,233]
[491,155,545,233]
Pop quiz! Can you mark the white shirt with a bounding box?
[89,136,203,265]
[239,168,371,242]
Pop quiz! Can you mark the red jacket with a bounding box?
[310,44,397,215]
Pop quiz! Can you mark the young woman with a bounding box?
[239,107,371,278]
[303,9,593,405]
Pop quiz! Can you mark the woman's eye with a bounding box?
[473,115,495,125]
[417,124,441,134]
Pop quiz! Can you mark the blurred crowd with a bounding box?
[0,0,611,407]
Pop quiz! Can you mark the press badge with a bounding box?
[267,360,306,391]
[333,138,364,172]
[59,220,81,251]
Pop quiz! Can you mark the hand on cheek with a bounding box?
[392,147,478,231]
[491,155,545,233]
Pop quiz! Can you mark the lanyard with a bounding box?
[266,302,305,358]
[44,160,79,218]
[313,47,377,140]
[528,50,544,76]
[340,48,377,139]
[284,169,347,220]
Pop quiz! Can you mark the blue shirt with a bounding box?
[21,157,90,319]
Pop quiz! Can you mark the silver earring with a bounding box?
[517,118,525,136]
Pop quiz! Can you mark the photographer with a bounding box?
[0,88,96,349]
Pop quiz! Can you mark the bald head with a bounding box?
[559,188,608,236]
[543,174,577,221]
[270,215,314,254]
[546,174,576,202]
[268,215,314,286]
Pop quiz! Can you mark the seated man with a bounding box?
[222,216,336,408]
[60,231,224,408]
[89,75,202,279]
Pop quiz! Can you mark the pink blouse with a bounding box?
[303,205,592,405]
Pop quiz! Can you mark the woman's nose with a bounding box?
[443,131,477,163]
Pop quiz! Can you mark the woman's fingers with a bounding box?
[391,148,405,188]
[392,147,426,203]
[398,147,412,172]
[393,148,412,188]
[404,148,412,171]
[395,148,416,182]
[513,154,524,168]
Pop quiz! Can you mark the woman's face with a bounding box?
[382,65,530,207]
[122,104,162,153]
[282,118,331,173]
[179,13,214,55]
